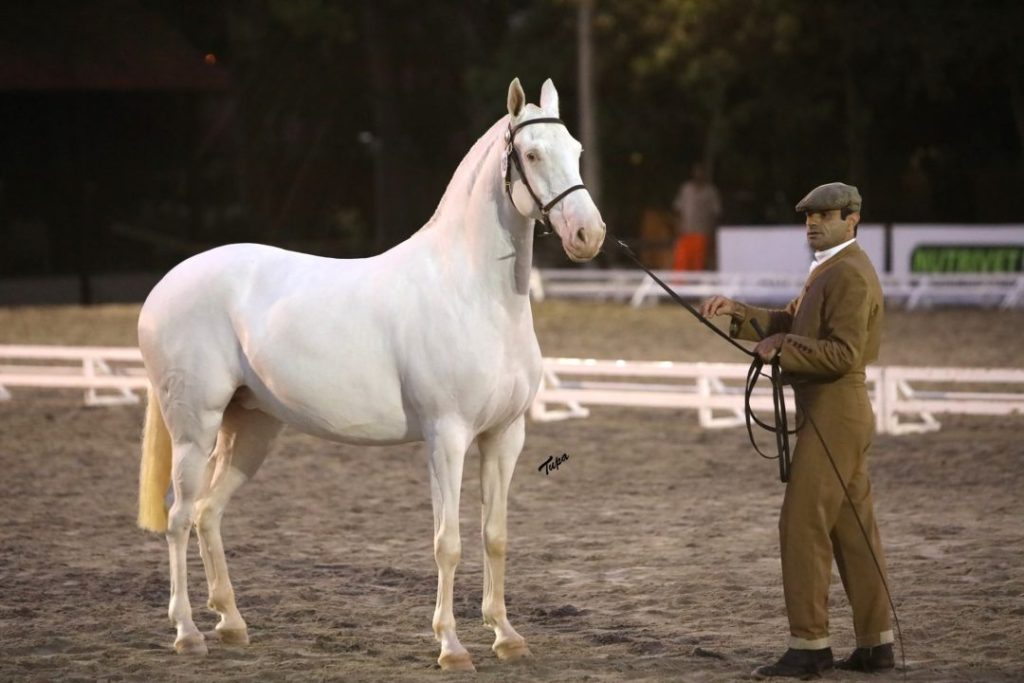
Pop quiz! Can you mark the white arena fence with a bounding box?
[530,269,1024,309]
[532,358,1024,436]
[0,345,148,406]
[2,345,1022,437]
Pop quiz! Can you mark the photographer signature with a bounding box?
[538,452,569,476]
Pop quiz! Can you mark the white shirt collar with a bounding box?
[809,238,856,273]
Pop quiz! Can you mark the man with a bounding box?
[672,162,721,270]
[700,182,894,679]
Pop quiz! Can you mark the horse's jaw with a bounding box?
[552,192,606,263]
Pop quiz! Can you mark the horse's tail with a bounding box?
[138,386,172,533]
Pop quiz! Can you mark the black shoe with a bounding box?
[835,643,895,672]
[751,648,833,679]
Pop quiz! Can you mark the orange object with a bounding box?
[672,234,707,270]
[640,209,676,269]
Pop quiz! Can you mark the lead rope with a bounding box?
[744,352,792,482]
[612,237,757,359]
[606,234,906,676]
[612,236,794,476]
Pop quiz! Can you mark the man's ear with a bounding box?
[846,211,861,235]
[507,78,525,118]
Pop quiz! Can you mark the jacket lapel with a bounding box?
[794,242,862,313]
[805,241,862,287]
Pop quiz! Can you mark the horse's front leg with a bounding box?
[426,423,474,671]
[478,416,532,661]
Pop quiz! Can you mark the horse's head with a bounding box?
[504,78,606,262]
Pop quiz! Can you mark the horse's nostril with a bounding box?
[576,227,586,243]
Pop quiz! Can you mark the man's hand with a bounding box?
[700,295,739,318]
[754,333,786,362]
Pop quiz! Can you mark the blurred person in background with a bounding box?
[671,162,721,271]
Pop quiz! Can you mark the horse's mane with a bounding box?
[417,115,510,232]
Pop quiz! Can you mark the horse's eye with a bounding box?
[526,151,538,162]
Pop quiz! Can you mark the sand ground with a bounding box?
[1,301,1022,682]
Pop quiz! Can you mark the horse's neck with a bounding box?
[427,125,536,317]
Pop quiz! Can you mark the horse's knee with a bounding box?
[483,525,507,559]
[434,531,461,567]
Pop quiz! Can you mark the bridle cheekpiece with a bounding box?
[503,117,587,234]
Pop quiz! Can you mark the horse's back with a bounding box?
[137,237,537,445]
[139,243,421,443]
[141,244,281,346]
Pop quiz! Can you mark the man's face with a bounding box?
[805,209,857,251]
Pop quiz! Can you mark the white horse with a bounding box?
[136,77,605,671]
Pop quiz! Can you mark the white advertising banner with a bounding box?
[889,225,1024,277]
[719,224,1024,275]
[718,225,885,275]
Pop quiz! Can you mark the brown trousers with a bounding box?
[781,382,892,649]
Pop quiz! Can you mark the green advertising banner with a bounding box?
[911,245,1024,273]
[892,226,1024,277]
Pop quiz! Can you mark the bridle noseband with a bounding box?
[503,117,587,233]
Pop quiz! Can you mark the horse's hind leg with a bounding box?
[426,421,475,672]
[165,415,225,654]
[151,359,239,655]
[195,402,282,646]
[478,416,532,661]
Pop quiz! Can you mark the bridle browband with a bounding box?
[504,117,587,233]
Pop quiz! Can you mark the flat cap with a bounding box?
[795,182,861,213]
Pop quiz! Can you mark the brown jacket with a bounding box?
[725,241,892,647]
[728,242,883,387]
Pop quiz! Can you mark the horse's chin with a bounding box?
[564,247,598,263]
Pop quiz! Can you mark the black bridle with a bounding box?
[504,117,588,233]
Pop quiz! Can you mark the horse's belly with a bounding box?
[243,386,421,445]
[240,355,421,446]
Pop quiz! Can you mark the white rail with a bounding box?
[0,345,146,406]
[880,366,1024,434]
[532,358,884,433]
[533,357,1024,436]
[2,346,1022,436]
[531,268,1024,310]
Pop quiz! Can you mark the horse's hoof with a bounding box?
[212,627,250,646]
[438,652,476,672]
[494,640,532,662]
[174,633,208,655]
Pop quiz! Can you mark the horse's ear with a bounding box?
[507,77,525,118]
[540,78,559,116]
